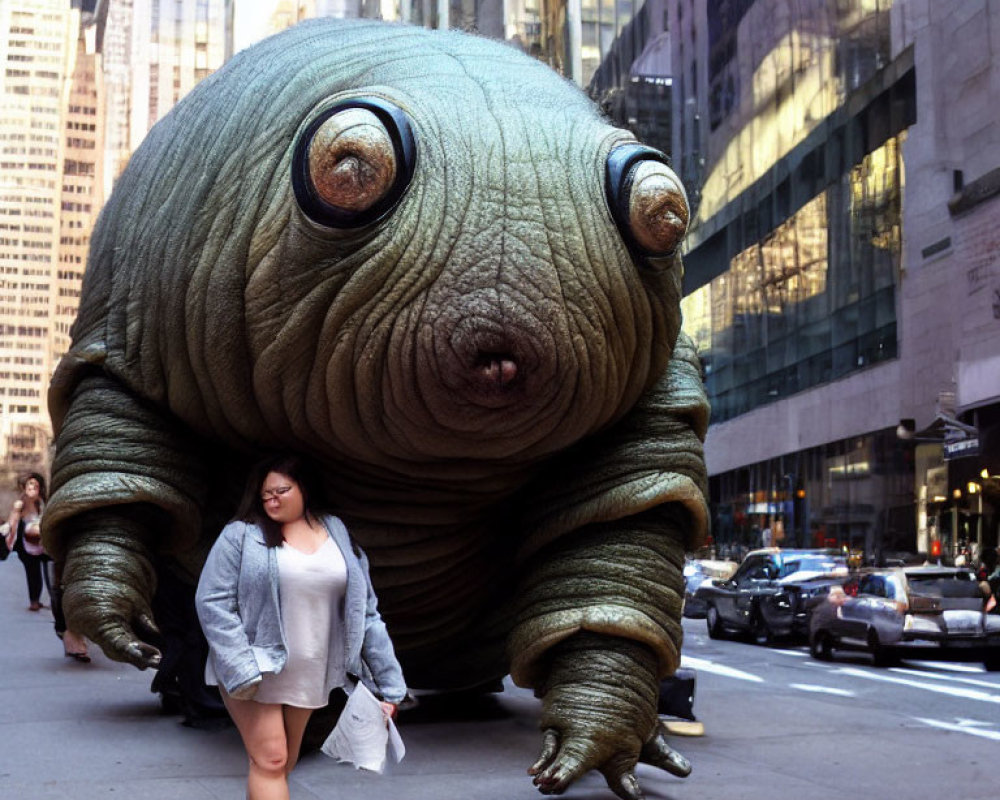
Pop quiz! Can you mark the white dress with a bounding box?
[253,537,349,708]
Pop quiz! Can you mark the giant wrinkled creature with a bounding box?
[42,18,708,799]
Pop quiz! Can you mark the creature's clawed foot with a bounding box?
[638,720,691,778]
[528,719,691,799]
[527,728,637,800]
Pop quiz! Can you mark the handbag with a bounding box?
[21,520,44,556]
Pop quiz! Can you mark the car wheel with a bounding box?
[810,631,833,661]
[706,605,725,639]
[984,654,1000,672]
[752,613,774,646]
[867,629,897,667]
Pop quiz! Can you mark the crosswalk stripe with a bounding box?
[890,666,1000,690]
[905,660,986,673]
[915,718,1000,740]
[836,666,1000,704]
[680,655,764,683]
[790,683,856,697]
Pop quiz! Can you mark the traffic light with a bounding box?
[930,539,942,558]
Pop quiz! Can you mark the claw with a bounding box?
[614,772,644,800]
[123,640,161,669]
[529,729,560,775]
[639,721,692,778]
[533,756,585,794]
[137,612,161,639]
[533,761,582,795]
[106,624,162,669]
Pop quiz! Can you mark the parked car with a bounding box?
[696,548,849,643]
[683,558,739,618]
[809,565,1000,670]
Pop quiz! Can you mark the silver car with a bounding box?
[809,566,1000,670]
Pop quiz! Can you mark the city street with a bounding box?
[1,562,996,799]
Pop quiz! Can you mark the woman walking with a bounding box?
[5,472,51,611]
[196,454,406,800]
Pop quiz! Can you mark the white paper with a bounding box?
[387,715,405,763]
[320,682,405,773]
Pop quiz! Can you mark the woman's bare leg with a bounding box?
[221,691,290,800]
[282,705,315,773]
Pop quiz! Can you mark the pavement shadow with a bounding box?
[398,688,513,724]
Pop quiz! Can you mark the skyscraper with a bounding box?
[101,0,226,185]
[0,0,84,471]
[55,10,104,367]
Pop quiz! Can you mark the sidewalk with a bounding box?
[0,560,704,800]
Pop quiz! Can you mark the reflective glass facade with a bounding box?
[683,137,903,422]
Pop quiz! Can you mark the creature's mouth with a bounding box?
[473,351,519,390]
[437,318,537,409]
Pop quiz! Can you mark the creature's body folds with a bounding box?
[44,19,708,798]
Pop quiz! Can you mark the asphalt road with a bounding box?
[1,559,996,799]
[678,615,999,798]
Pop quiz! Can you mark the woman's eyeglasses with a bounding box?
[261,485,293,502]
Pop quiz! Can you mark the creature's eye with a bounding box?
[292,97,416,228]
[605,144,688,260]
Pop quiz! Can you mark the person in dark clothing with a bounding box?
[4,472,51,611]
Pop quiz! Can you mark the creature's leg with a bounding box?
[512,507,692,800]
[44,373,212,669]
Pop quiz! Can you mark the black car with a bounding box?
[682,558,739,618]
[695,548,849,644]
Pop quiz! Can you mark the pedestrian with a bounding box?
[195,454,407,800]
[760,521,773,548]
[4,472,51,611]
[48,558,91,662]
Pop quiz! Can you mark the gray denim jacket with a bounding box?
[195,514,407,703]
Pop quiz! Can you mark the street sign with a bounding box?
[943,436,979,460]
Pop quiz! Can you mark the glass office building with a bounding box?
[673,0,922,559]
[684,137,902,424]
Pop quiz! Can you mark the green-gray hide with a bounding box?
[44,18,708,798]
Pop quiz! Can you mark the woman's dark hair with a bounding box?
[234,454,324,547]
[18,472,47,508]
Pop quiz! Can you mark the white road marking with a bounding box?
[953,718,994,728]
[772,649,809,658]
[790,683,856,697]
[836,666,1000,704]
[680,655,764,683]
[890,666,1000,690]
[905,660,985,673]
[915,718,1000,741]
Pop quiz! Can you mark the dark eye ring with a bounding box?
[605,143,689,261]
[292,96,417,229]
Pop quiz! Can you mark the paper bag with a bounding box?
[321,682,405,773]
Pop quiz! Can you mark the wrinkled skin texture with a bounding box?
[43,19,708,798]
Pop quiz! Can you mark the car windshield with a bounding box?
[907,573,982,598]
[777,555,846,579]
